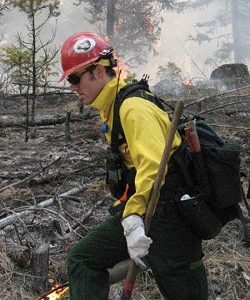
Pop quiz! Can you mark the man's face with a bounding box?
[69,65,105,105]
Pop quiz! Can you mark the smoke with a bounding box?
[0,1,249,84]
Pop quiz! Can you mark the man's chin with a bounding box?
[79,96,87,104]
[80,99,93,106]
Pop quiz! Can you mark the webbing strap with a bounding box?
[111,83,165,153]
[171,141,194,189]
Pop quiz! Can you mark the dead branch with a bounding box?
[56,195,85,203]
[30,206,73,234]
[38,282,69,300]
[0,156,62,193]
[6,90,74,100]
[184,84,250,108]
[0,185,87,229]
[28,165,104,186]
[64,198,106,233]
[28,169,79,186]
[209,124,249,130]
[0,113,93,128]
[198,99,250,115]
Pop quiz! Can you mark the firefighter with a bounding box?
[59,32,208,300]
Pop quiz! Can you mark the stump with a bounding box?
[31,243,50,294]
[210,63,249,80]
[65,111,71,142]
[5,240,32,268]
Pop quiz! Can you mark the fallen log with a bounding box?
[198,98,250,115]
[0,111,98,128]
[185,92,250,109]
[28,166,104,186]
[0,185,86,229]
[0,156,61,193]
[28,170,75,186]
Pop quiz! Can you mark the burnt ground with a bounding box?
[0,86,250,300]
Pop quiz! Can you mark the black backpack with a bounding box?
[110,77,247,240]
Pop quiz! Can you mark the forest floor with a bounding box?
[0,85,250,300]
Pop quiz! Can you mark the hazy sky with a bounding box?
[0,1,246,84]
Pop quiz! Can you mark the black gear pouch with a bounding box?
[201,143,242,207]
[106,150,126,199]
[177,194,222,240]
[106,149,136,200]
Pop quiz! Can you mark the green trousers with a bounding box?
[68,199,208,300]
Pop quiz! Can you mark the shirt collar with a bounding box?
[90,77,126,120]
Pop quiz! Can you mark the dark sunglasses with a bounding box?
[67,69,90,85]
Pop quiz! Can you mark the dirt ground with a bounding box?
[0,87,250,300]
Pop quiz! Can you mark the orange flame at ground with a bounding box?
[182,79,193,89]
[41,285,69,300]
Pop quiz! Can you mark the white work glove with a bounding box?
[122,214,152,270]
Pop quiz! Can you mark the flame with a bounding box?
[41,285,69,300]
[182,79,193,89]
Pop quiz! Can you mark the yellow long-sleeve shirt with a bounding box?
[91,77,182,218]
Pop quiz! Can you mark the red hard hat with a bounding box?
[59,32,109,82]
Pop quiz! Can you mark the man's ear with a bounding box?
[95,64,106,79]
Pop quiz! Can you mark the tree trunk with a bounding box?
[106,0,116,43]
[231,0,240,62]
[231,0,250,63]
[31,9,37,125]
[25,94,30,142]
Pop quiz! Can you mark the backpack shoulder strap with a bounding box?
[111,80,165,153]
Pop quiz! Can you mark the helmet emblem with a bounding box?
[73,38,96,54]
